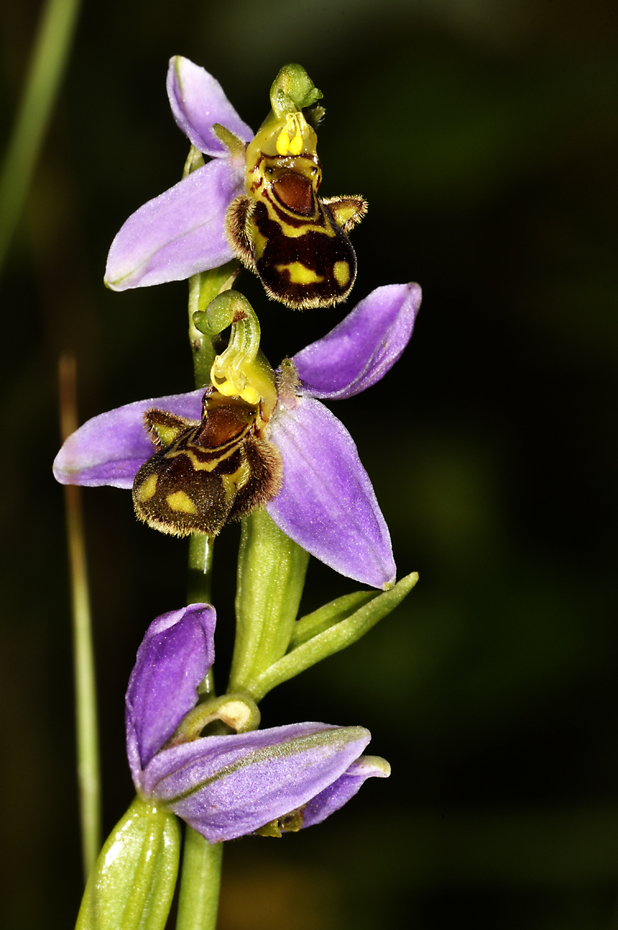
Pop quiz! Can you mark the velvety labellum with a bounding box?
[226,151,366,309]
[132,390,281,536]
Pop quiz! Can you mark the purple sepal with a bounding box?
[302,755,391,828]
[292,283,422,400]
[52,389,203,489]
[126,604,216,783]
[104,159,242,291]
[167,56,253,157]
[266,397,396,589]
[142,723,371,843]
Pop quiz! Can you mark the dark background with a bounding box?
[1,1,618,927]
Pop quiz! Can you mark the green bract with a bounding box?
[228,509,418,700]
[76,796,181,930]
[245,572,419,701]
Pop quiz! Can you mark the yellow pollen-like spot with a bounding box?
[288,133,303,155]
[243,385,261,405]
[135,472,158,502]
[166,491,197,514]
[276,262,324,285]
[276,131,290,155]
[211,372,260,406]
[333,261,350,287]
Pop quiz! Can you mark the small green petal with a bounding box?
[182,145,205,178]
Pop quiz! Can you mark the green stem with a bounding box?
[187,534,215,699]
[67,484,101,879]
[176,829,223,930]
[0,0,83,274]
[59,355,101,880]
[187,533,214,605]
[178,258,238,926]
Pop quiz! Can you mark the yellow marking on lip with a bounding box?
[153,423,185,447]
[333,261,350,287]
[252,226,268,260]
[276,262,324,285]
[166,436,249,472]
[135,473,158,502]
[260,199,330,237]
[221,460,251,505]
[166,491,197,514]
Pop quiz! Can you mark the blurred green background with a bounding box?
[1,0,618,927]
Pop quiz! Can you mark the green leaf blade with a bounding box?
[251,572,418,700]
[291,590,378,649]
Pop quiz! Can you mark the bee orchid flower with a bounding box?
[105,57,254,291]
[127,603,389,843]
[105,57,365,309]
[53,283,421,588]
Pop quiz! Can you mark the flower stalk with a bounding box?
[59,355,101,879]
[176,830,223,930]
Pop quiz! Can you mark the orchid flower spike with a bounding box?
[105,57,366,308]
[127,604,390,843]
[54,283,421,588]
